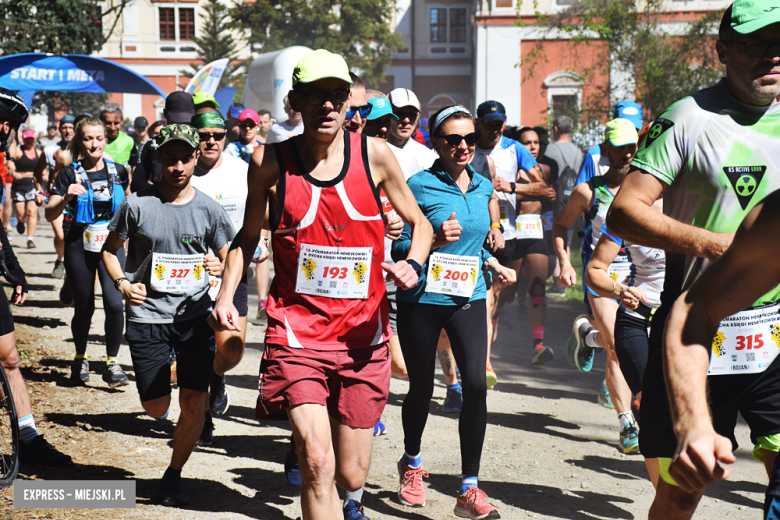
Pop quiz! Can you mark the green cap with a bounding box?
[605,118,638,147]
[292,49,352,86]
[192,92,220,108]
[367,97,398,121]
[155,124,200,149]
[191,111,226,130]
[729,0,780,34]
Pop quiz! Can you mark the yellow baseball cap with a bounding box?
[292,49,352,86]
[605,118,639,147]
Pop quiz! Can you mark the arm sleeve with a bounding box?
[391,222,412,263]
[108,198,134,240]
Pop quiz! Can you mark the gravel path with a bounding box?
[0,225,767,519]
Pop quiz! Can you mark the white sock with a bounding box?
[585,331,599,348]
[27,236,33,241]
[618,411,636,429]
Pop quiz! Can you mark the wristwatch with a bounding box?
[113,277,128,291]
[509,182,516,193]
[406,259,423,277]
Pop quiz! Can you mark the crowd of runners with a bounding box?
[0,1,778,518]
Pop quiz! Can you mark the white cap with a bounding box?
[388,88,421,111]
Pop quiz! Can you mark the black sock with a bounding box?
[163,467,182,481]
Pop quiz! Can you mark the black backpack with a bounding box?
[550,142,578,205]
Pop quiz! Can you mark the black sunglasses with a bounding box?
[294,88,350,107]
[722,40,780,57]
[436,132,478,147]
[198,131,226,142]
[346,104,373,119]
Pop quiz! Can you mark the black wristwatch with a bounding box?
[113,277,128,291]
[406,259,423,277]
[509,182,516,193]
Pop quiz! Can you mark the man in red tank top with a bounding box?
[209,50,433,520]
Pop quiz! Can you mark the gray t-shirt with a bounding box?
[545,140,584,174]
[109,185,235,323]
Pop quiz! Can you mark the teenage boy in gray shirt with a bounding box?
[102,124,234,507]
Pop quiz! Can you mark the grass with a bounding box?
[549,252,587,305]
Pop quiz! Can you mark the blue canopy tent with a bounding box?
[0,53,166,99]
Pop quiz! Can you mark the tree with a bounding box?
[180,0,247,100]
[0,0,130,119]
[229,0,404,86]
[521,0,724,124]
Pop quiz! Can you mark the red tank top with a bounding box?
[265,131,391,351]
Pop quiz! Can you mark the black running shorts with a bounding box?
[494,238,548,266]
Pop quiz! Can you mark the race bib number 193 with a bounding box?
[708,302,780,376]
[295,244,372,299]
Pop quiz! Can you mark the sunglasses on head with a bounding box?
[345,104,373,119]
[436,132,478,147]
[198,131,226,142]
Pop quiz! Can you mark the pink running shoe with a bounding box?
[455,487,501,519]
[397,457,428,507]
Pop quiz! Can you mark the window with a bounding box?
[429,7,468,44]
[179,8,195,41]
[496,0,513,7]
[89,5,102,31]
[430,8,447,43]
[159,8,175,41]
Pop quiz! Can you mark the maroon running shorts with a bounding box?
[257,342,391,428]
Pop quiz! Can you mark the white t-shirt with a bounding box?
[265,121,304,144]
[475,143,518,240]
[190,153,249,233]
[383,142,418,264]
[400,138,437,172]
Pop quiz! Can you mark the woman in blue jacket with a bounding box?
[391,105,515,519]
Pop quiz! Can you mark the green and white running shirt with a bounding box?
[632,79,780,306]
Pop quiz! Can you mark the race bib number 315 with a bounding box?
[708,302,780,376]
[295,244,372,299]
[425,252,479,298]
[150,253,209,293]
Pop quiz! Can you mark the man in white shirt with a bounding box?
[387,88,437,171]
[265,96,303,144]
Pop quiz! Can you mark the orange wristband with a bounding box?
[490,223,501,229]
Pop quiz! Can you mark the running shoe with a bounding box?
[70,358,89,385]
[26,239,35,249]
[619,423,640,454]
[547,283,566,296]
[343,499,371,520]
[198,411,214,446]
[52,258,65,279]
[565,315,595,372]
[598,380,614,409]
[531,344,554,365]
[454,486,501,519]
[19,435,72,467]
[209,372,230,416]
[397,457,427,507]
[442,386,463,413]
[486,365,497,390]
[284,437,302,486]
[256,299,267,320]
[16,220,24,235]
[160,470,189,507]
[102,361,129,388]
[373,420,387,436]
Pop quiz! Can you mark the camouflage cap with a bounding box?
[155,124,200,149]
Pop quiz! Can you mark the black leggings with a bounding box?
[64,228,125,358]
[614,308,650,396]
[397,300,488,477]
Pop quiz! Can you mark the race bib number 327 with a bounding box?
[150,253,209,293]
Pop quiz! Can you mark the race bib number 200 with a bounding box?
[295,244,372,299]
[150,253,209,293]
[425,252,479,298]
[708,302,780,376]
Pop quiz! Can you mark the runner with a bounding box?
[605,3,780,517]
[257,110,272,143]
[553,118,638,452]
[225,103,245,145]
[392,104,514,519]
[37,122,60,149]
[491,125,555,364]
[188,108,253,444]
[45,117,131,387]
[343,73,370,134]
[35,115,75,278]
[224,109,264,163]
[103,124,234,506]
[7,125,42,248]
[0,87,72,468]
[584,197,665,466]
[100,102,137,168]
[209,49,433,520]
[387,88,438,170]
[265,96,303,143]
[474,100,551,375]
